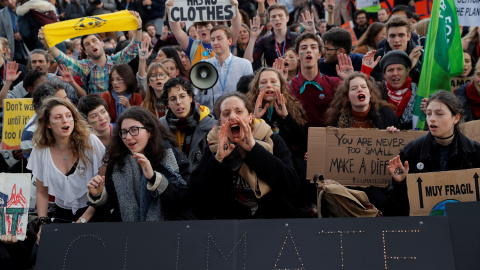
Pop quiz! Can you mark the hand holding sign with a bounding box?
[0,234,18,245]
[388,155,409,183]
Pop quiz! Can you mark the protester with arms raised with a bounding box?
[37,11,144,94]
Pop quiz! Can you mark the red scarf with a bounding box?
[466,81,480,119]
[386,76,412,118]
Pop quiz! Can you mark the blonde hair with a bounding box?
[463,26,479,44]
[414,18,430,37]
[33,97,93,174]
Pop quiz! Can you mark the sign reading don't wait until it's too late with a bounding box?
[169,0,236,22]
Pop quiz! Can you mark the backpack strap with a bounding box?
[190,40,201,61]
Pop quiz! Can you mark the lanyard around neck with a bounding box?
[200,41,212,58]
[214,56,233,94]
[275,37,286,58]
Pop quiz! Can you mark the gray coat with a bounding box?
[0,7,18,61]
[160,113,217,172]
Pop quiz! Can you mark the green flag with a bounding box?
[413,0,464,130]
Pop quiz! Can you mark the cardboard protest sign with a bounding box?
[307,127,428,186]
[460,120,480,143]
[356,0,379,9]
[407,168,480,216]
[450,76,472,93]
[0,173,31,240]
[456,2,480,27]
[341,21,357,46]
[169,0,236,22]
[1,98,35,150]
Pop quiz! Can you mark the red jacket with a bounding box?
[101,91,143,123]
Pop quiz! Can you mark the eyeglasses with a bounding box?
[149,73,168,81]
[324,47,341,51]
[168,94,189,105]
[119,126,146,139]
[88,109,108,120]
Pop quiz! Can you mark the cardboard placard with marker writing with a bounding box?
[307,127,427,186]
[460,120,480,143]
[407,168,480,216]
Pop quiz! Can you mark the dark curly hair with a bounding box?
[160,77,195,107]
[104,106,178,172]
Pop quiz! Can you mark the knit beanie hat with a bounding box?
[379,50,412,73]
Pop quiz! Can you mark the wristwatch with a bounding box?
[79,217,87,223]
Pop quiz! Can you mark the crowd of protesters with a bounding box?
[1,0,480,268]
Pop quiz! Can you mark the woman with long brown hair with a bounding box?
[246,67,307,177]
[27,97,105,243]
[325,72,399,129]
[87,106,193,221]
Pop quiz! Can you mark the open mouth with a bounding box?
[391,78,401,84]
[305,55,313,61]
[357,94,366,101]
[177,107,185,113]
[61,126,70,132]
[93,48,98,53]
[127,142,137,148]
[284,62,289,67]
[265,89,274,95]
[231,125,241,136]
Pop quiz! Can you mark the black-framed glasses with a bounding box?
[119,126,146,139]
